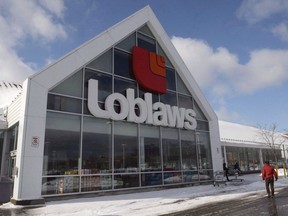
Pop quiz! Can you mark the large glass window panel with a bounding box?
[196,120,209,131]
[115,33,136,52]
[47,94,82,114]
[114,78,136,96]
[239,148,249,171]
[178,94,193,109]
[86,49,112,73]
[50,70,83,97]
[163,172,181,184]
[84,69,112,100]
[199,170,213,181]
[139,89,159,104]
[114,121,138,173]
[114,174,139,189]
[81,175,112,192]
[176,74,190,95]
[114,49,133,79]
[0,131,3,169]
[196,132,212,170]
[137,33,156,52]
[162,128,180,171]
[137,25,154,38]
[181,130,197,170]
[8,125,18,152]
[160,91,177,106]
[43,112,81,175]
[82,117,112,174]
[141,173,162,186]
[166,68,176,91]
[140,125,161,172]
[183,171,199,183]
[42,176,79,195]
[158,45,173,68]
[194,102,207,121]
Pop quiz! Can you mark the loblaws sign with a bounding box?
[88,46,197,130]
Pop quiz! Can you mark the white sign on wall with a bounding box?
[31,136,40,148]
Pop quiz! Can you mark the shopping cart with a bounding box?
[213,171,227,187]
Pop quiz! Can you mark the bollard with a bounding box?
[284,164,287,178]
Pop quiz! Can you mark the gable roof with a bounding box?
[29,5,217,122]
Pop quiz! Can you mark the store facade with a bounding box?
[0,6,222,205]
[220,121,288,173]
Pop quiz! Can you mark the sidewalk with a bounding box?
[0,173,287,215]
[162,186,288,216]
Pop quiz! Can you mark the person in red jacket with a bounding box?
[262,161,278,198]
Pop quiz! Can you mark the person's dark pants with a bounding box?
[225,171,230,181]
[265,178,275,197]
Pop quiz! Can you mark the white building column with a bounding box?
[11,79,47,205]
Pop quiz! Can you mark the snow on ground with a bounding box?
[1,171,288,216]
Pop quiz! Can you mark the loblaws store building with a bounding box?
[0,6,222,205]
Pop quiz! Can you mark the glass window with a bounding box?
[0,131,4,169]
[114,174,139,189]
[183,171,199,183]
[166,68,176,91]
[163,172,181,184]
[47,94,82,114]
[139,89,159,104]
[199,170,213,181]
[160,91,177,106]
[86,49,112,73]
[140,125,161,172]
[137,33,156,52]
[114,77,136,96]
[194,102,207,121]
[115,33,136,52]
[162,128,180,171]
[81,175,112,192]
[43,112,81,176]
[50,70,83,97]
[114,49,133,79]
[42,176,79,195]
[141,173,162,186]
[137,25,154,38]
[196,132,212,170]
[196,120,209,131]
[181,129,197,170]
[84,69,112,101]
[114,121,138,173]
[178,94,193,109]
[8,125,18,152]
[176,74,190,95]
[158,45,173,68]
[82,117,112,174]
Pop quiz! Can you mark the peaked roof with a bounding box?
[29,5,217,122]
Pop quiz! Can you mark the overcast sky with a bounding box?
[1,0,288,130]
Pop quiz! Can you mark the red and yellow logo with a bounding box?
[132,46,166,94]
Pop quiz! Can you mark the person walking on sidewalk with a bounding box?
[262,161,278,198]
[223,162,230,182]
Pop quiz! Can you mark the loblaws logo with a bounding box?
[132,46,166,94]
[87,46,197,130]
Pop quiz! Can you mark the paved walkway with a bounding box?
[162,187,288,216]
